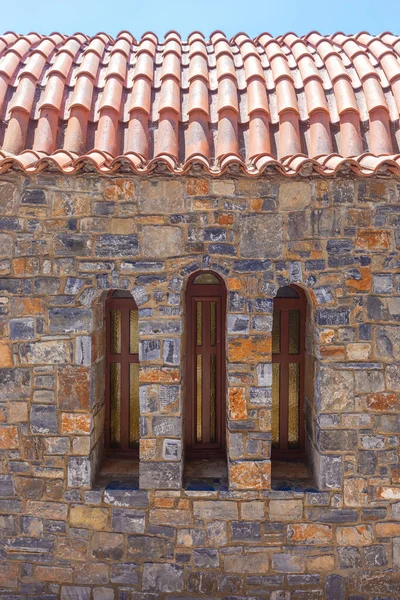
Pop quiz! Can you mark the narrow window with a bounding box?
[272,285,306,459]
[185,271,226,458]
[105,290,139,456]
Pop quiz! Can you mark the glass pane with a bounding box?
[193,273,220,284]
[210,354,216,443]
[288,363,300,449]
[130,310,139,354]
[210,301,216,346]
[289,309,300,355]
[196,355,202,443]
[129,363,139,445]
[196,302,202,346]
[110,310,121,354]
[272,309,281,355]
[110,363,121,447]
[272,363,280,448]
[276,286,299,298]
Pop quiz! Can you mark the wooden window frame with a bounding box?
[272,286,306,461]
[185,271,227,459]
[105,290,139,458]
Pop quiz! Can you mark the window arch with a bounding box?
[105,290,139,456]
[272,285,306,459]
[185,271,227,458]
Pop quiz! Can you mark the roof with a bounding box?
[0,30,400,177]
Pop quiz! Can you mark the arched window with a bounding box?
[272,285,306,459]
[185,271,226,459]
[105,290,139,456]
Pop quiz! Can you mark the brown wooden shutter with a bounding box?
[185,272,226,458]
[271,286,306,459]
[105,291,139,456]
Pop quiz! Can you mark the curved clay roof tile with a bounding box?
[0,30,399,176]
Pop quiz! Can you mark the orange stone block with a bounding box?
[12,257,39,276]
[367,392,398,411]
[150,508,191,526]
[35,566,73,583]
[0,340,13,367]
[355,230,391,251]
[217,213,234,225]
[249,198,263,211]
[186,179,209,196]
[375,486,400,500]
[287,523,332,544]
[392,469,400,484]
[0,426,19,449]
[228,277,242,291]
[307,555,335,572]
[61,413,90,435]
[104,179,134,200]
[336,524,373,546]
[139,367,180,383]
[376,522,400,537]
[229,460,271,490]
[229,387,247,420]
[320,345,345,359]
[155,497,175,508]
[346,267,372,292]
[140,438,157,460]
[228,337,271,363]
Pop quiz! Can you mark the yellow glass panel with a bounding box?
[196,355,202,443]
[110,363,121,447]
[110,310,121,354]
[289,310,300,355]
[272,363,280,448]
[210,354,216,443]
[288,363,300,449]
[130,310,139,354]
[196,302,202,346]
[129,363,140,446]
[210,301,216,346]
[272,309,281,355]
[193,273,220,284]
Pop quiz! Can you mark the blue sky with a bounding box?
[4,0,400,38]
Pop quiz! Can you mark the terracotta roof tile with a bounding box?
[1,30,400,176]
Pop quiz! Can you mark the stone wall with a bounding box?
[0,173,400,598]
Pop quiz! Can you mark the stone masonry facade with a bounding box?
[0,173,400,598]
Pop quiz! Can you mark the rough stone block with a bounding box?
[30,404,57,434]
[140,462,181,489]
[142,563,184,593]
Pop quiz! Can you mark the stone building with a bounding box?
[0,28,400,599]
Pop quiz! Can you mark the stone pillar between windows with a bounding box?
[136,283,183,490]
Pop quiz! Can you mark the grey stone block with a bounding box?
[152,416,181,437]
[0,368,31,400]
[231,521,261,541]
[95,234,139,257]
[104,488,149,508]
[364,545,387,567]
[193,547,219,568]
[139,340,161,361]
[128,535,174,560]
[338,546,362,569]
[110,563,139,585]
[111,508,146,533]
[325,574,345,600]
[163,338,180,364]
[49,308,92,333]
[142,563,184,593]
[68,456,91,487]
[140,461,181,490]
[10,318,35,340]
[30,405,57,434]
[61,587,91,600]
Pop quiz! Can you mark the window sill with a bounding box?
[94,456,139,491]
[271,459,317,493]
[183,458,228,492]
